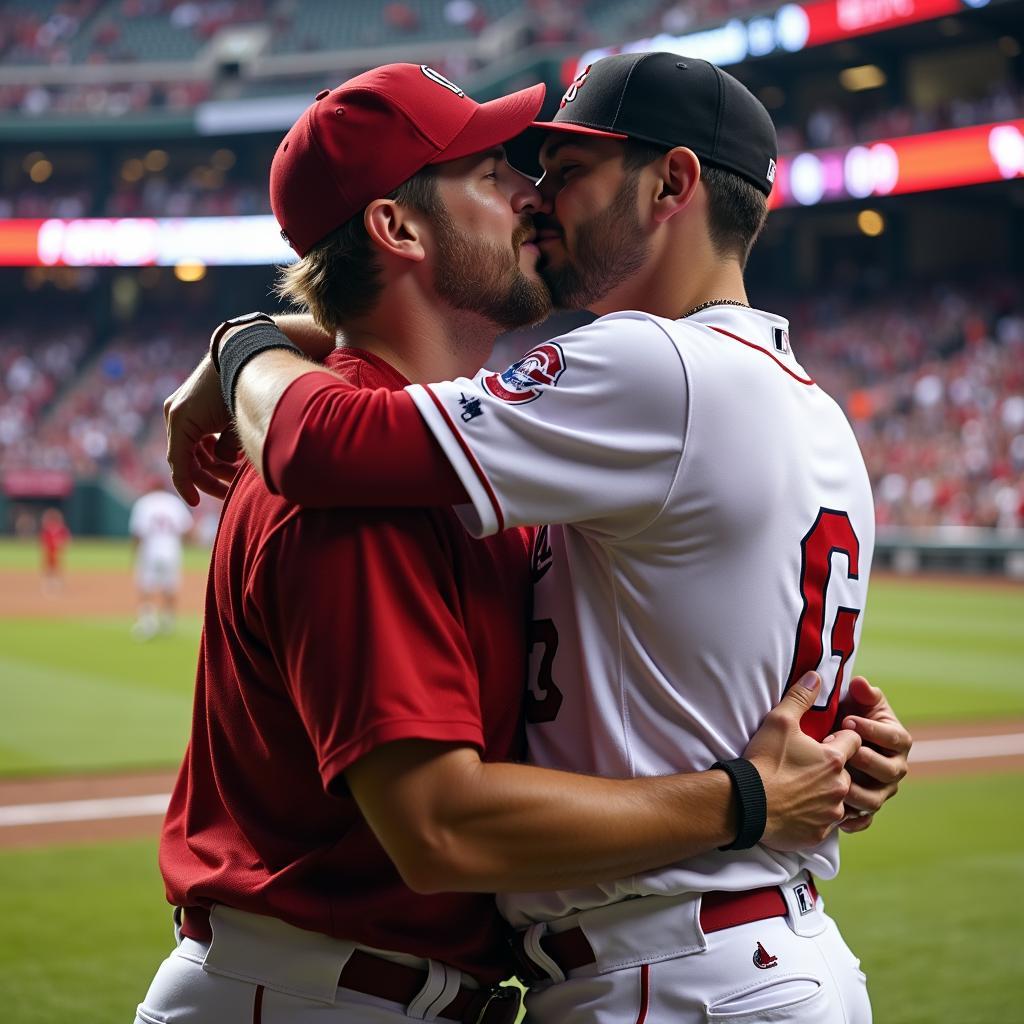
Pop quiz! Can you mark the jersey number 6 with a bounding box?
[787,507,861,741]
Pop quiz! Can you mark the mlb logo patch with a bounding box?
[793,882,815,916]
[772,327,790,354]
[767,158,777,184]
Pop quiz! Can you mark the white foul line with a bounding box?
[0,793,170,827]
[1,735,1023,828]
[908,733,1024,763]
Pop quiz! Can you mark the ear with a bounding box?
[363,199,428,263]
[651,147,701,224]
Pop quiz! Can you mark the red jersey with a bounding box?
[40,522,69,567]
[159,348,533,982]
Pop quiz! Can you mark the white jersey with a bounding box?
[130,490,193,566]
[407,306,874,927]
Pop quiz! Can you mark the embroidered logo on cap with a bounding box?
[420,65,465,97]
[560,65,591,108]
[767,158,777,184]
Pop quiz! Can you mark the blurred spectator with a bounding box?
[383,3,419,33]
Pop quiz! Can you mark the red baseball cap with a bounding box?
[271,63,546,257]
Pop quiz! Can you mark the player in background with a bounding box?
[129,478,194,640]
[168,54,912,1023]
[39,507,70,593]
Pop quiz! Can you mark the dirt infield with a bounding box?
[1,721,1021,850]
[0,567,207,618]
[3,566,1016,620]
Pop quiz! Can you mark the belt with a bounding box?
[180,907,520,1024]
[340,950,520,1023]
[510,879,818,984]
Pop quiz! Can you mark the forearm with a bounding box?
[353,745,735,894]
[272,313,336,361]
[433,761,735,893]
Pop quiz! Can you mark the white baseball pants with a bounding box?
[133,906,485,1023]
[522,883,870,1024]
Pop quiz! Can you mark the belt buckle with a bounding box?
[472,984,522,1024]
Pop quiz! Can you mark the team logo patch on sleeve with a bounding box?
[482,342,566,404]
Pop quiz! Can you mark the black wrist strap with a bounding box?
[712,757,767,851]
[219,323,303,415]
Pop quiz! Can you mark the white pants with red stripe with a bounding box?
[133,906,482,1023]
[522,885,870,1024]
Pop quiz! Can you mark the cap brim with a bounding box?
[432,82,547,163]
[529,120,629,140]
[504,120,632,177]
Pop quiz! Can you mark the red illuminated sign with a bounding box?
[802,0,962,47]
[768,119,1024,208]
[0,121,1019,267]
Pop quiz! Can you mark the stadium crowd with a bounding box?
[774,85,1024,153]
[792,282,1024,531]
[2,324,203,494]
[1,281,1021,531]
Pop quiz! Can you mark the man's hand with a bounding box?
[164,354,237,506]
[745,673,861,852]
[835,676,912,833]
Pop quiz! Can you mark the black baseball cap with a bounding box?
[531,51,778,196]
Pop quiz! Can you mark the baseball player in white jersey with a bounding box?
[165,53,912,1023]
[129,482,194,639]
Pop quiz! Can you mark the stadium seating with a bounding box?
[794,284,1024,530]
[2,282,1020,529]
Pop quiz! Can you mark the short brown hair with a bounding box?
[622,140,768,268]
[274,169,440,336]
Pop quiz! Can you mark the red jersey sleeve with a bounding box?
[248,505,485,791]
[262,373,467,508]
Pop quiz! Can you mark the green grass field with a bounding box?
[0,538,212,573]
[1,774,1020,1023]
[1,540,1022,1022]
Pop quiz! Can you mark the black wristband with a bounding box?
[219,323,303,415]
[712,757,767,851]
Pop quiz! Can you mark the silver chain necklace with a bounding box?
[679,298,750,319]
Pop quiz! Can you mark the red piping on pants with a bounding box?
[635,963,650,1024]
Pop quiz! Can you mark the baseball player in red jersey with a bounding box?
[166,54,915,1023]
[138,65,869,1024]
[39,507,70,592]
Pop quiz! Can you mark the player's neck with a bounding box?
[588,234,749,320]
[341,296,496,385]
